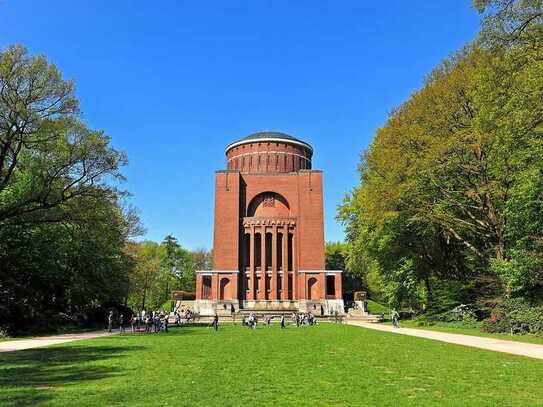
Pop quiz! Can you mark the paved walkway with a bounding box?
[346,321,543,360]
[0,331,115,353]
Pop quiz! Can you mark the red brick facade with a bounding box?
[195,132,344,315]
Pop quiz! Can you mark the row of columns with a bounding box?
[245,224,295,301]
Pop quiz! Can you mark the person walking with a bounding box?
[212,314,219,331]
[280,315,285,329]
[107,310,114,333]
[119,314,125,333]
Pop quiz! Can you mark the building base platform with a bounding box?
[193,299,345,317]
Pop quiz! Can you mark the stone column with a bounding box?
[282,225,288,300]
[249,226,255,301]
[258,225,266,300]
[292,230,298,300]
[271,225,278,300]
[319,272,326,300]
[335,272,342,299]
[231,272,238,302]
[211,273,218,301]
[196,273,202,300]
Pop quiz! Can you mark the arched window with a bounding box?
[247,192,290,217]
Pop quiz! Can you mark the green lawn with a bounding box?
[395,320,543,345]
[366,299,390,316]
[1,323,543,406]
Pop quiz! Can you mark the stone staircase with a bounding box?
[345,305,383,323]
[345,313,383,323]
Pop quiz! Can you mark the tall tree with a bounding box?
[339,18,543,308]
[0,45,127,228]
[0,45,138,335]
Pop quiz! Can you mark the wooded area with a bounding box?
[0,46,208,335]
[338,0,543,333]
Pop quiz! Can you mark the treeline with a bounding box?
[125,236,211,312]
[0,46,208,336]
[338,1,543,333]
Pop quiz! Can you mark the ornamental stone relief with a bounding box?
[263,194,275,207]
[242,217,296,227]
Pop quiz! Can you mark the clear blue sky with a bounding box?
[1,1,481,251]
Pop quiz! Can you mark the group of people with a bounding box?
[239,312,316,329]
[242,313,261,329]
[292,312,316,327]
[139,312,169,333]
[106,310,171,334]
[107,307,329,334]
[174,307,195,325]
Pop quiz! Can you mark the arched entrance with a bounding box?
[247,191,290,217]
[219,277,230,300]
[202,276,212,299]
[307,277,318,300]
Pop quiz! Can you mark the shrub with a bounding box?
[482,298,543,335]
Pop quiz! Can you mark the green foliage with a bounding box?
[125,237,208,313]
[366,299,389,315]
[324,241,364,298]
[490,250,543,294]
[339,1,543,317]
[483,298,543,335]
[0,45,139,335]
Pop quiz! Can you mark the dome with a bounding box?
[225,131,313,154]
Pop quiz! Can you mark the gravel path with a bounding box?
[347,321,543,360]
[0,331,115,352]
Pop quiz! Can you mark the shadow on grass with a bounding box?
[0,344,144,406]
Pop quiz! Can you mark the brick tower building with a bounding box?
[194,132,344,316]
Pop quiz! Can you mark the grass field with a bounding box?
[1,323,543,406]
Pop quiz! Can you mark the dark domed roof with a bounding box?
[241,131,301,142]
[226,131,312,153]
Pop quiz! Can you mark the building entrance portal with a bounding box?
[307,277,318,300]
[219,277,230,300]
[194,131,344,316]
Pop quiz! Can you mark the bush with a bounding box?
[412,303,483,329]
[482,298,543,335]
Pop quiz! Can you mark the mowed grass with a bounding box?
[1,324,543,406]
